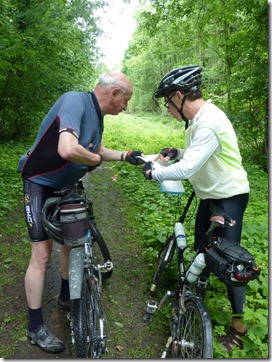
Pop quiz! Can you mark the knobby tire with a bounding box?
[171,296,213,358]
[71,270,105,358]
[71,272,90,358]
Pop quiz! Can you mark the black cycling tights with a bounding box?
[194,193,249,316]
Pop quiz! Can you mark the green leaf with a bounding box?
[114,322,124,328]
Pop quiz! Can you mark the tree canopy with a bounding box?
[123,0,268,169]
[0,0,268,169]
[0,0,104,138]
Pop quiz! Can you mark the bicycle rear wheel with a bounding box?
[171,295,213,358]
[88,220,113,280]
[71,270,106,358]
[71,272,90,358]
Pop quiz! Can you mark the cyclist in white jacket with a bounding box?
[143,65,249,352]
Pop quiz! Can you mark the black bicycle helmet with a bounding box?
[42,197,64,245]
[153,65,202,99]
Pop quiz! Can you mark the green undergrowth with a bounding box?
[102,113,269,359]
[0,140,32,291]
[109,161,268,358]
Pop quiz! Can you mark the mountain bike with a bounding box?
[144,189,259,358]
[42,180,113,358]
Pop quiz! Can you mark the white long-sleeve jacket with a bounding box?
[151,100,250,200]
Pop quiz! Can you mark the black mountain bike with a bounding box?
[43,180,113,358]
[144,190,258,359]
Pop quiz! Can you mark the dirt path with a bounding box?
[8,164,167,359]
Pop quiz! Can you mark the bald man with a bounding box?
[18,71,143,353]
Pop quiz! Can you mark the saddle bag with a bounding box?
[205,237,260,286]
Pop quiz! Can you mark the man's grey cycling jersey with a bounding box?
[18,91,103,189]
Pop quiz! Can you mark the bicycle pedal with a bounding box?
[100,260,113,271]
[105,260,113,271]
[144,300,158,322]
[146,300,158,313]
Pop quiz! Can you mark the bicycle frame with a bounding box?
[149,190,195,293]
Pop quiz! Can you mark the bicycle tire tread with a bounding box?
[71,279,89,358]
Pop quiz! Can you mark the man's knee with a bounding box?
[30,241,52,271]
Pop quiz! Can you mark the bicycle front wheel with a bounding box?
[171,295,213,358]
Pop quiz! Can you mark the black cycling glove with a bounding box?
[142,161,153,180]
[160,147,178,160]
[125,150,144,165]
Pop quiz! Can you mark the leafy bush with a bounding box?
[0,141,30,219]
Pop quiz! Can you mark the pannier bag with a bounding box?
[205,237,260,286]
[60,203,88,247]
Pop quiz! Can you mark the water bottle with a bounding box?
[174,222,187,250]
[185,253,206,284]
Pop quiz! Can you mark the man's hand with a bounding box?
[88,147,102,172]
[125,150,145,165]
[142,161,153,180]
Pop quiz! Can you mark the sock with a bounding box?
[28,307,43,332]
[59,278,70,301]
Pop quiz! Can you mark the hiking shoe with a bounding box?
[27,324,64,353]
[58,296,71,311]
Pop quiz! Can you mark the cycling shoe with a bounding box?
[27,324,64,353]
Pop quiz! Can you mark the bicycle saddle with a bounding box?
[59,189,85,205]
[209,203,236,227]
